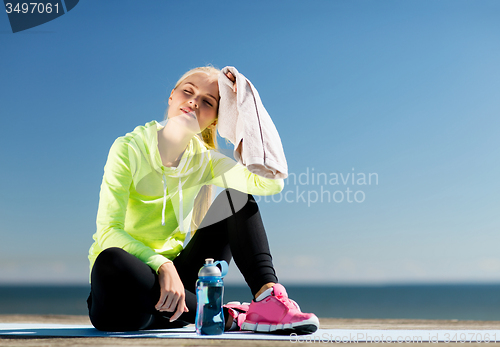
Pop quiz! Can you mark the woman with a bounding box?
[87,66,319,334]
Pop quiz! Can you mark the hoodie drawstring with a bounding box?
[178,177,183,233]
[162,173,167,226]
[161,173,184,233]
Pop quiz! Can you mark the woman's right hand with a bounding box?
[155,261,188,322]
[225,71,237,93]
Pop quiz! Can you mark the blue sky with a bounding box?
[0,0,499,284]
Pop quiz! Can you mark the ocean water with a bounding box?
[1,284,500,321]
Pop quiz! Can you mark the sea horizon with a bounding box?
[1,283,500,321]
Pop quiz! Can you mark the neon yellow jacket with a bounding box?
[88,120,284,278]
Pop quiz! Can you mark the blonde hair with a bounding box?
[167,66,221,234]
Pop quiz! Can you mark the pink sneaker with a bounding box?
[224,301,250,331]
[241,284,319,334]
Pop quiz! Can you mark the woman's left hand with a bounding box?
[155,261,188,322]
[225,71,237,93]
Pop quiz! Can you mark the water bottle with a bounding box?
[195,258,228,335]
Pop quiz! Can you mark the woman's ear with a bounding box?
[168,89,175,105]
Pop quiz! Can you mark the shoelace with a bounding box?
[275,294,301,311]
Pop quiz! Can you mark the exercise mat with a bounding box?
[1,323,500,342]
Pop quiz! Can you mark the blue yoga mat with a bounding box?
[1,323,500,342]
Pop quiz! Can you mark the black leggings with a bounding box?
[87,189,278,331]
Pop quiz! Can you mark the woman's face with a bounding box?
[167,72,219,134]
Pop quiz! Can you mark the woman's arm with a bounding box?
[208,151,284,195]
[95,138,170,273]
[97,138,188,321]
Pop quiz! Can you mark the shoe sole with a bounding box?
[241,316,319,335]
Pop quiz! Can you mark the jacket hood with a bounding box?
[127,120,212,235]
[130,119,210,178]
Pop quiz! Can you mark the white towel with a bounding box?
[218,66,288,179]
